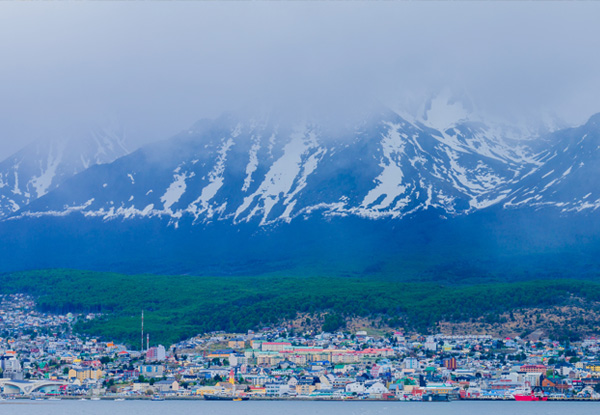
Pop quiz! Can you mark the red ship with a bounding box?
[513,387,548,401]
[514,393,548,401]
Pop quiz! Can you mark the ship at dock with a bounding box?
[203,394,249,401]
[203,369,249,401]
[512,387,548,401]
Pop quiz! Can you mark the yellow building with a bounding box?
[424,383,459,395]
[228,339,246,349]
[296,382,316,396]
[256,353,283,366]
[262,342,292,352]
[206,350,232,360]
[68,368,104,381]
[586,363,600,372]
[248,386,266,395]
[331,352,360,364]
[289,354,308,365]
[194,385,226,396]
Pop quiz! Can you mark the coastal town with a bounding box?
[1,294,600,401]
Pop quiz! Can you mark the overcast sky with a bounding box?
[1,2,599,159]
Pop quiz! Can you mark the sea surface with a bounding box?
[0,400,598,415]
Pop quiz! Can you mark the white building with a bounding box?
[403,357,419,370]
[265,382,291,396]
[366,381,389,396]
[345,382,366,394]
[424,336,437,351]
[1,358,23,380]
[146,345,166,362]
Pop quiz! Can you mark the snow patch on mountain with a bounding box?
[188,138,234,220]
[235,126,324,224]
[161,171,193,210]
[361,123,407,210]
[242,136,261,192]
[30,142,64,198]
[11,198,95,219]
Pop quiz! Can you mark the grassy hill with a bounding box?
[1,269,600,347]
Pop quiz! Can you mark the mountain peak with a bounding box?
[420,89,474,131]
[585,112,600,128]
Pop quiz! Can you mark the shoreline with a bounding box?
[5,396,600,402]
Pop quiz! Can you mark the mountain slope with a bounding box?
[505,113,600,212]
[0,127,128,218]
[0,110,599,279]
[14,110,539,225]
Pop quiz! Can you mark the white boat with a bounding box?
[114,398,125,401]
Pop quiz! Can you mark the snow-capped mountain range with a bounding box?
[0,127,128,218]
[7,109,598,226]
[0,101,599,277]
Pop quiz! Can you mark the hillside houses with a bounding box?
[1,294,600,399]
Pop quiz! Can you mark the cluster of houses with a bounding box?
[2,294,600,399]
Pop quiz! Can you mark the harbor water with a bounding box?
[1,399,599,415]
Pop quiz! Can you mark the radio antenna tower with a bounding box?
[141,310,144,352]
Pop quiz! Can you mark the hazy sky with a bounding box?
[1,2,599,159]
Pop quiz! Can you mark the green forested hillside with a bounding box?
[1,269,599,346]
